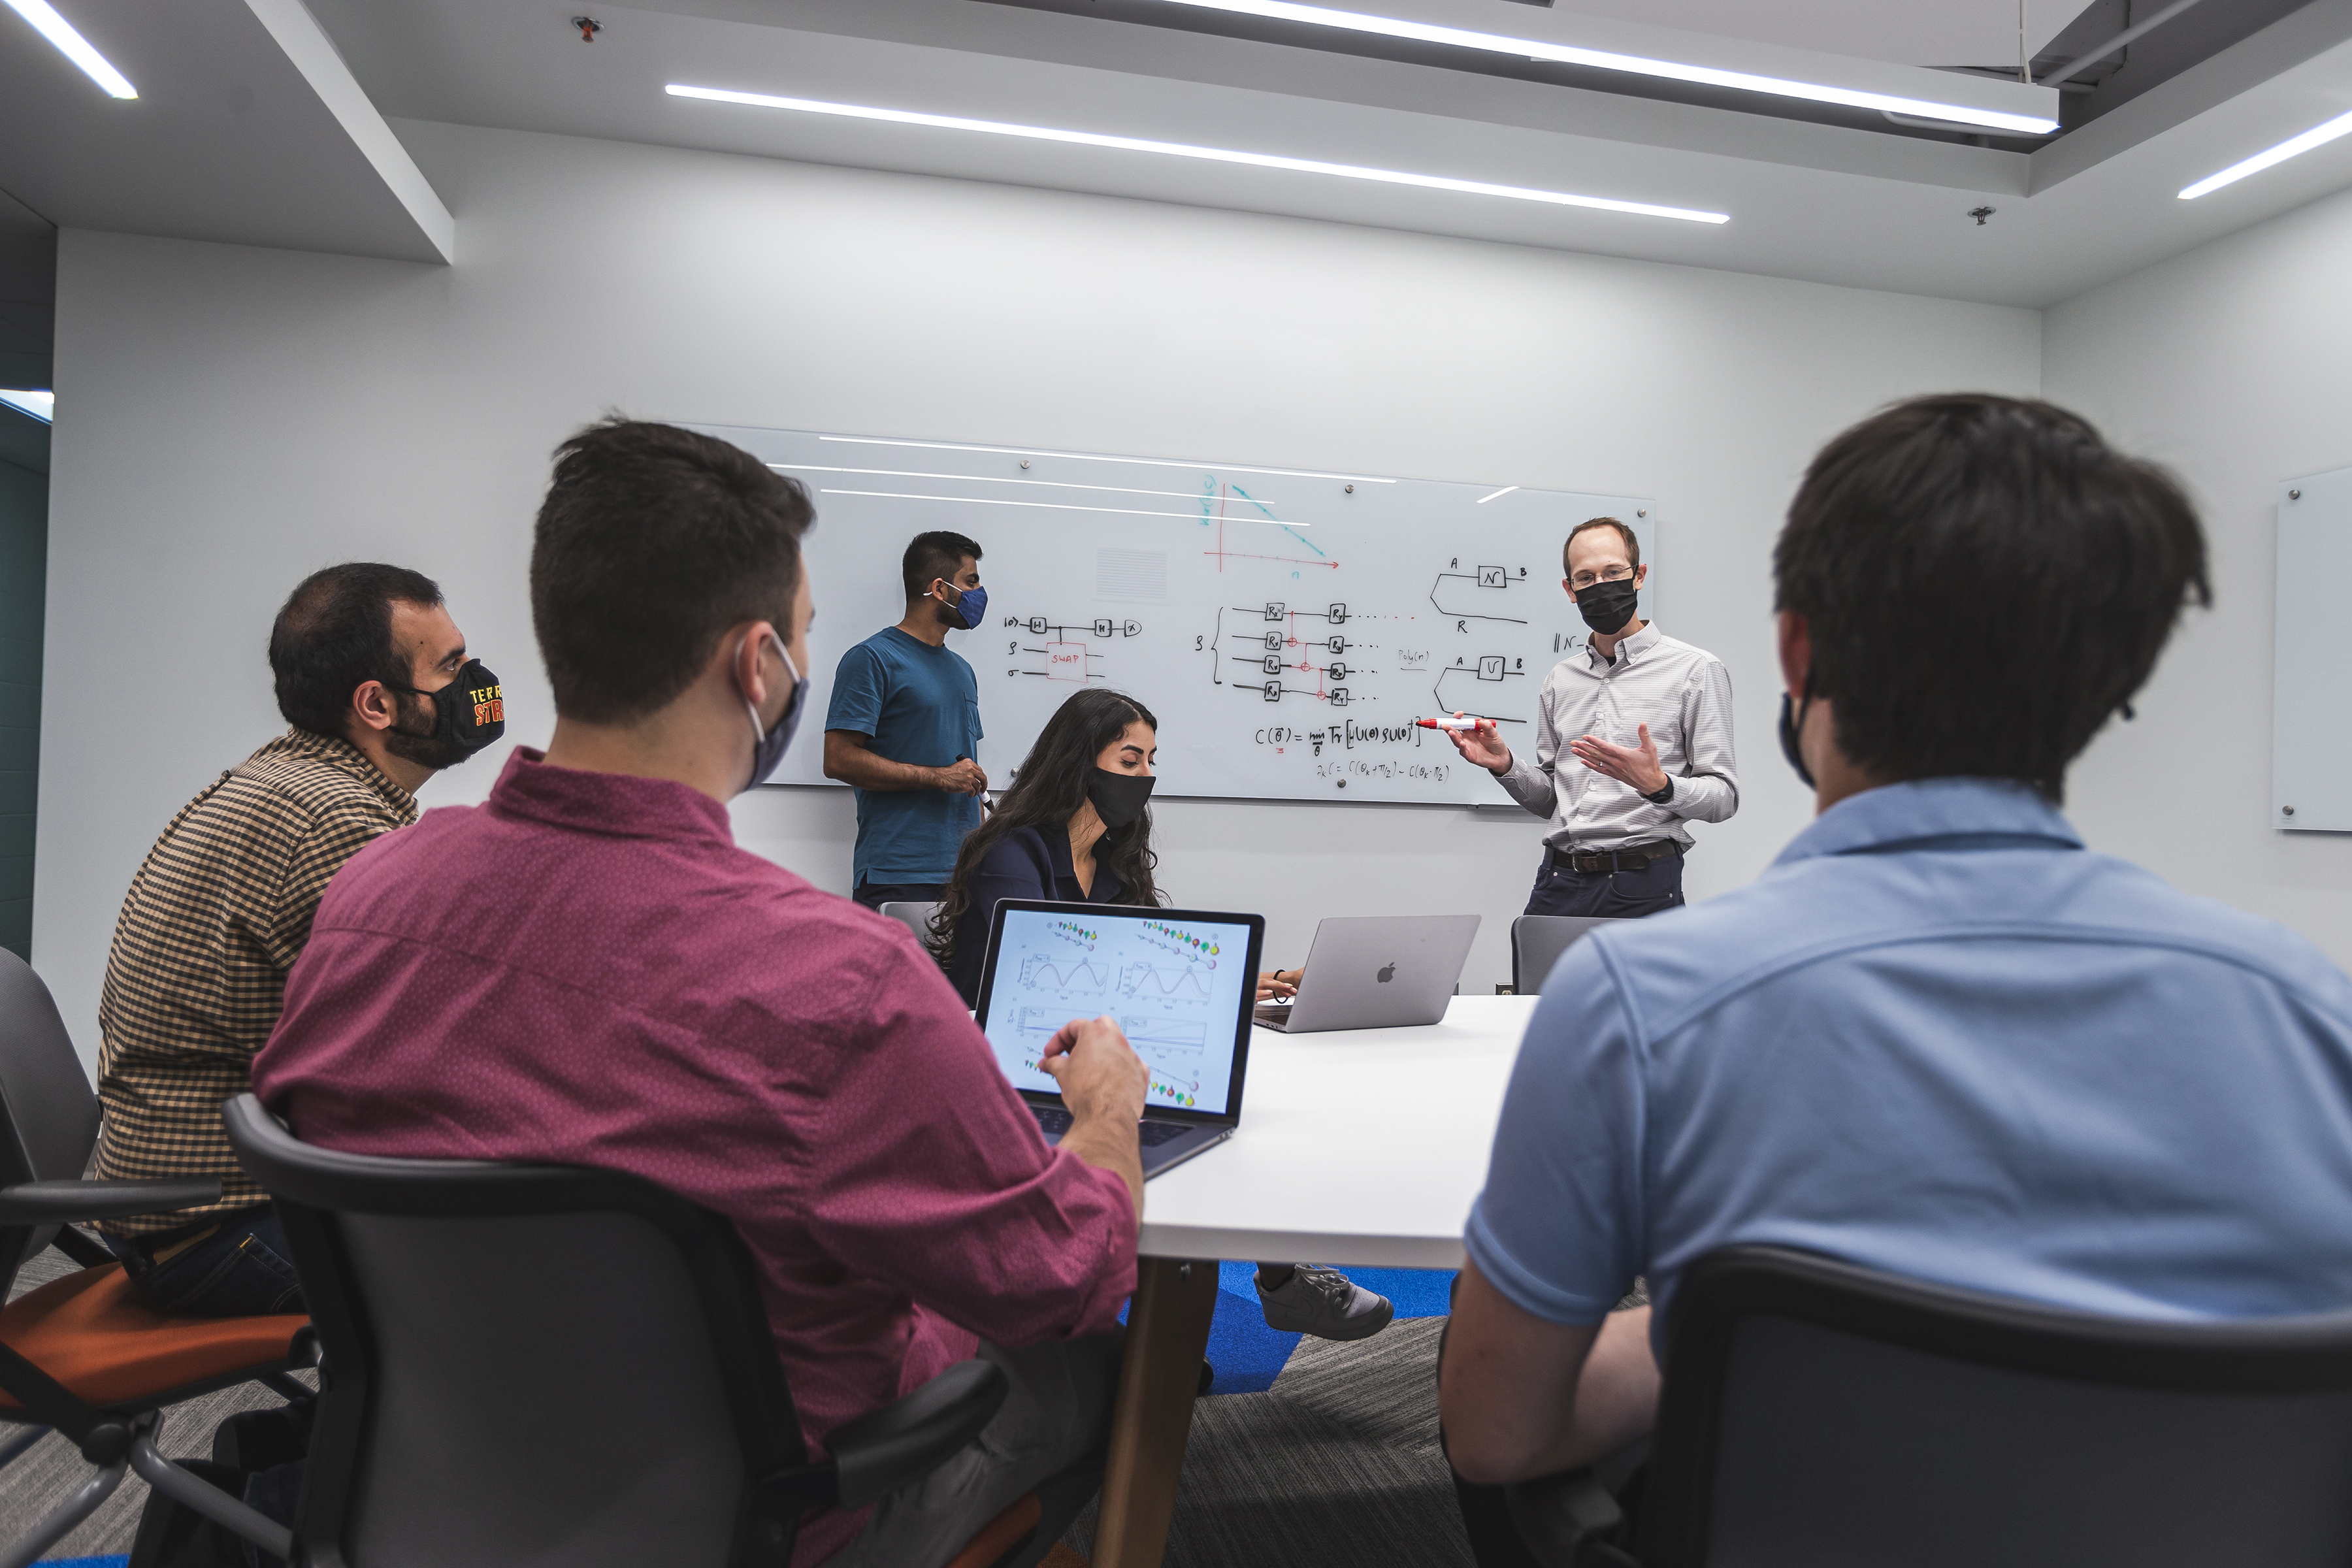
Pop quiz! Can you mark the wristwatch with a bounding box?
[1641,777,1676,806]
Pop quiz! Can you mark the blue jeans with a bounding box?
[105,1203,305,1317]
[1523,853,1686,920]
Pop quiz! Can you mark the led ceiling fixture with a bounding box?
[666,85,1729,224]
[1139,0,2059,136]
[0,390,54,423]
[2179,106,2352,199]
[2,0,136,99]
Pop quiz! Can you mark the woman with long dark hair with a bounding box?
[930,687,1165,1004]
[930,687,1393,1343]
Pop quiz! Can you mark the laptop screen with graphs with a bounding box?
[974,900,1266,1122]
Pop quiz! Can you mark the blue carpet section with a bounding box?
[39,1557,129,1567]
[1203,1263,1454,1394]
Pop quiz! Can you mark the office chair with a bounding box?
[223,1094,1100,1568]
[1507,1245,2352,1568]
[1508,917,1620,996]
[877,901,943,947]
[0,949,312,1566]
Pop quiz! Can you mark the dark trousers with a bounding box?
[1523,853,1685,920]
[104,1202,304,1317]
[854,880,948,911]
[834,1330,1121,1567]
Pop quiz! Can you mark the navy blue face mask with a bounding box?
[1778,687,1816,790]
[743,630,807,792]
[937,580,988,631]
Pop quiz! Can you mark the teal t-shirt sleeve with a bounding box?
[826,642,887,736]
[1463,942,1646,1325]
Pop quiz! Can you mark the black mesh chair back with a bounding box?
[224,1096,813,1568]
[1643,1246,2352,1568]
[224,1094,1010,1568]
[0,948,106,1292]
[1508,917,1620,996]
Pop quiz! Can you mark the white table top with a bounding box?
[1135,994,1536,1270]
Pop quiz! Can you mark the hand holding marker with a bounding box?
[1417,712,1497,733]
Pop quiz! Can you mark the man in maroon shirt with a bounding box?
[255,421,1149,1567]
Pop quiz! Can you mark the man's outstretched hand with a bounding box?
[1038,1015,1149,1211]
[1569,723,1670,796]
[1443,717,1513,775]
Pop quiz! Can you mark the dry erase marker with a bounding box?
[1417,714,1497,733]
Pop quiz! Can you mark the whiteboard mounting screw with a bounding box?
[2284,805,2296,816]
[1345,484,1354,494]
[1020,459,1031,470]
[2290,489,2301,500]
[1637,509,1647,517]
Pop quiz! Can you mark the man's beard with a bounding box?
[932,595,963,629]
[382,692,473,769]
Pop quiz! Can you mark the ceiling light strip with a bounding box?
[0,389,54,423]
[1141,0,2056,135]
[1475,486,1518,504]
[667,84,1728,224]
[817,435,1398,485]
[2178,106,2352,199]
[822,487,1308,525]
[1,0,136,99]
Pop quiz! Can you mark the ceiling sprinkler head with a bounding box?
[571,15,602,41]
[1968,206,1997,225]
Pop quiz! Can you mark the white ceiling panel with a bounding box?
[1550,0,2077,70]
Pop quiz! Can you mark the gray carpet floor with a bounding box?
[1062,1316,1473,1567]
[3,1241,1478,1565]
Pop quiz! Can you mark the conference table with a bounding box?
[1089,994,1538,1568]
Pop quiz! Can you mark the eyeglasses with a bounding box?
[1569,564,1635,591]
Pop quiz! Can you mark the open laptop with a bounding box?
[975,898,1266,1179]
[1253,914,1481,1033]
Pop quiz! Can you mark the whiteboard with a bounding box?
[2274,463,2352,832]
[695,424,1653,807]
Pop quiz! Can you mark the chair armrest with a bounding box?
[0,1178,224,1227]
[828,1358,1009,1508]
[1506,1466,1642,1568]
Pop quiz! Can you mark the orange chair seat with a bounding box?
[0,1262,308,1412]
[943,1491,1043,1568]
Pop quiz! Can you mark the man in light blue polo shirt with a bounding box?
[823,531,988,908]
[1440,394,2352,1515]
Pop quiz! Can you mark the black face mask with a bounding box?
[1778,688,1816,790]
[1086,767,1156,831]
[388,659,505,768]
[1573,576,1641,636]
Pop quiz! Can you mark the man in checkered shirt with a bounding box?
[92,563,498,1315]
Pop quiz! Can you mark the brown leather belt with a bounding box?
[1547,839,1685,874]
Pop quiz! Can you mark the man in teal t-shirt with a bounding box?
[823,531,989,908]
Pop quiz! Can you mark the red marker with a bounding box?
[1418,713,1497,733]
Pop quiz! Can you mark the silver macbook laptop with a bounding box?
[975,898,1266,1179]
[1253,914,1481,1033]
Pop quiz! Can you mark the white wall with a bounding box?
[34,122,2040,1066]
[2044,182,2352,968]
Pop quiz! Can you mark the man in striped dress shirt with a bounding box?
[91,563,497,1315]
[1447,516,1739,920]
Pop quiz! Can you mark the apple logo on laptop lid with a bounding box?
[1377,963,1396,983]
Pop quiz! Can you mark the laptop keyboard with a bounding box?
[1029,1105,1193,1145]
